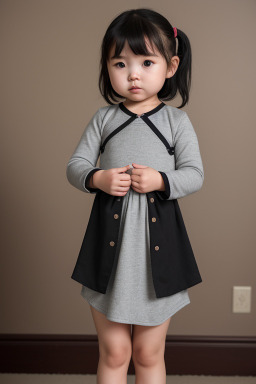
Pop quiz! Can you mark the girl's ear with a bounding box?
[166,56,180,79]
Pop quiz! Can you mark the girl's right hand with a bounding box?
[93,165,132,196]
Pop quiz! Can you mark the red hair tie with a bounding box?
[173,27,177,38]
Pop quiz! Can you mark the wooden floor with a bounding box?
[0,375,255,384]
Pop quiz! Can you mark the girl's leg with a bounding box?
[131,316,171,384]
[90,305,132,384]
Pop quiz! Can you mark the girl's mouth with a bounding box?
[129,87,141,92]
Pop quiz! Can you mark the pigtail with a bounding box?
[158,26,192,109]
[173,28,192,109]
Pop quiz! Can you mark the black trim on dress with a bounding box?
[119,101,166,117]
[100,103,175,157]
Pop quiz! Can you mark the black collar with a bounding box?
[119,101,166,118]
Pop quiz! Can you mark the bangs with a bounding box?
[108,16,167,60]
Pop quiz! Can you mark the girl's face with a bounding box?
[107,38,178,105]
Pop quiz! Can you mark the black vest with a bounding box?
[71,104,202,298]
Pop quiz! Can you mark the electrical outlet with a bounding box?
[232,286,251,313]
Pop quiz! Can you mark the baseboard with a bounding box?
[0,334,255,375]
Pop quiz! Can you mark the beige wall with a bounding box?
[1,0,255,336]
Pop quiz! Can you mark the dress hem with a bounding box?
[81,291,191,326]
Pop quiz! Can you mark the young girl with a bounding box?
[67,8,204,383]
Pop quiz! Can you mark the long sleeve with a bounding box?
[156,111,204,200]
[66,108,104,194]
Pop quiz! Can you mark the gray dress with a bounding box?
[81,177,190,326]
[78,102,193,326]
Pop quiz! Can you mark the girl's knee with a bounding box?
[99,342,132,368]
[132,344,165,367]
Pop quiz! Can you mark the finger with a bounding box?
[119,179,132,186]
[130,168,142,176]
[117,164,132,173]
[131,177,140,186]
[132,163,146,168]
[130,182,140,192]
[131,174,140,182]
[119,173,132,181]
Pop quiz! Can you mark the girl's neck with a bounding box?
[123,97,162,115]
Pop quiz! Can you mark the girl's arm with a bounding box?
[87,169,105,190]
[156,112,204,200]
[66,109,104,194]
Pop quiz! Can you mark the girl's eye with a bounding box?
[114,60,153,68]
[115,62,125,68]
[144,60,153,67]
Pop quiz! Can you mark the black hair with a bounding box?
[98,8,192,109]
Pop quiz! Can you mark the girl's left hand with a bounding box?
[130,163,164,193]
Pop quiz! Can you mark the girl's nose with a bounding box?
[128,72,140,81]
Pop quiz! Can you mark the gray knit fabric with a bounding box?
[66,102,204,326]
